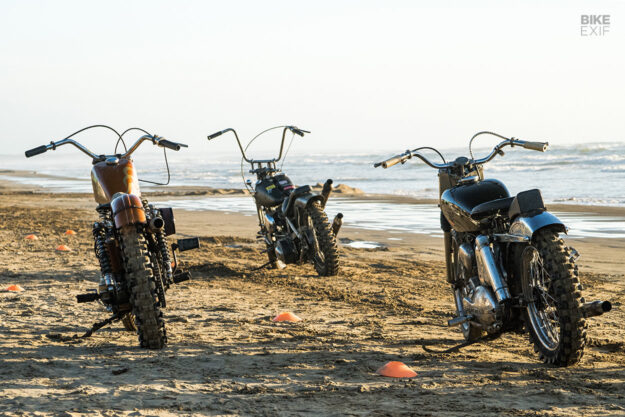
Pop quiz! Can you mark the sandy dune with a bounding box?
[1,191,624,416]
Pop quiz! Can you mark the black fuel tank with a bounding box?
[440,179,510,232]
[254,174,295,208]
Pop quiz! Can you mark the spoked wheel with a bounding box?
[517,229,586,366]
[121,312,137,331]
[306,202,340,276]
[120,225,167,349]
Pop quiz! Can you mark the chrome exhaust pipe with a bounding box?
[148,216,165,232]
[331,212,343,236]
[581,300,612,318]
[475,235,511,303]
[321,179,333,208]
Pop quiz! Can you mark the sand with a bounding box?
[1,184,624,416]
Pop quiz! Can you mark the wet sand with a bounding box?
[1,187,625,416]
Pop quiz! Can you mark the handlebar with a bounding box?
[374,136,549,169]
[25,134,187,160]
[206,125,310,164]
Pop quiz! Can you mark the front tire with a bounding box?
[265,239,281,269]
[120,226,167,349]
[516,228,586,366]
[121,313,136,332]
[307,203,340,276]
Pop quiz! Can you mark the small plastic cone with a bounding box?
[376,361,417,378]
[272,312,302,322]
[25,234,38,240]
[5,284,24,292]
[56,244,71,252]
[64,230,76,236]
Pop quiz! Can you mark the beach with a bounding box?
[1,174,625,416]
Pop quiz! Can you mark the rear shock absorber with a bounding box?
[93,205,116,304]
[155,229,173,288]
[93,223,114,302]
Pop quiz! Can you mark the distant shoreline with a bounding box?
[1,169,624,216]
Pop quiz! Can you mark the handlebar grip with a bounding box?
[374,153,408,169]
[25,145,48,158]
[158,139,182,151]
[522,141,549,152]
[207,130,224,140]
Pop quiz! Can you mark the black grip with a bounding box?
[159,139,181,151]
[25,145,48,158]
[207,130,224,140]
[288,127,309,137]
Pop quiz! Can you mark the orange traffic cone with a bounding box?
[56,245,71,252]
[25,234,38,240]
[272,312,302,322]
[376,361,417,378]
[64,230,76,236]
[5,284,24,292]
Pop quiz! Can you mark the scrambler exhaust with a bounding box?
[321,178,343,236]
[321,179,333,208]
[332,213,343,236]
[581,300,612,318]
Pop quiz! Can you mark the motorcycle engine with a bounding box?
[458,242,500,330]
[275,238,299,264]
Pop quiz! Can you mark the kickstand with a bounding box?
[249,261,271,272]
[80,313,121,339]
[422,333,502,354]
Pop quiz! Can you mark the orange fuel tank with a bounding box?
[91,159,141,204]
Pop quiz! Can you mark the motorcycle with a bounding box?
[25,125,200,349]
[206,125,342,276]
[374,132,611,366]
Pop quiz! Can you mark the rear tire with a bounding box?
[120,226,167,349]
[515,228,586,366]
[307,203,340,276]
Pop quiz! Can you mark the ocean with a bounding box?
[2,141,624,239]
[3,142,624,206]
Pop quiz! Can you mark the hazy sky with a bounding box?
[0,0,623,156]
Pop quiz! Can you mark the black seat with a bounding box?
[281,185,311,214]
[470,197,515,220]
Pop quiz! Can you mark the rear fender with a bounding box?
[509,211,567,240]
[294,193,325,211]
[111,193,146,229]
[159,207,176,236]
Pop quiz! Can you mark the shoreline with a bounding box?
[0,189,622,276]
[2,167,625,210]
[1,169,624,215]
